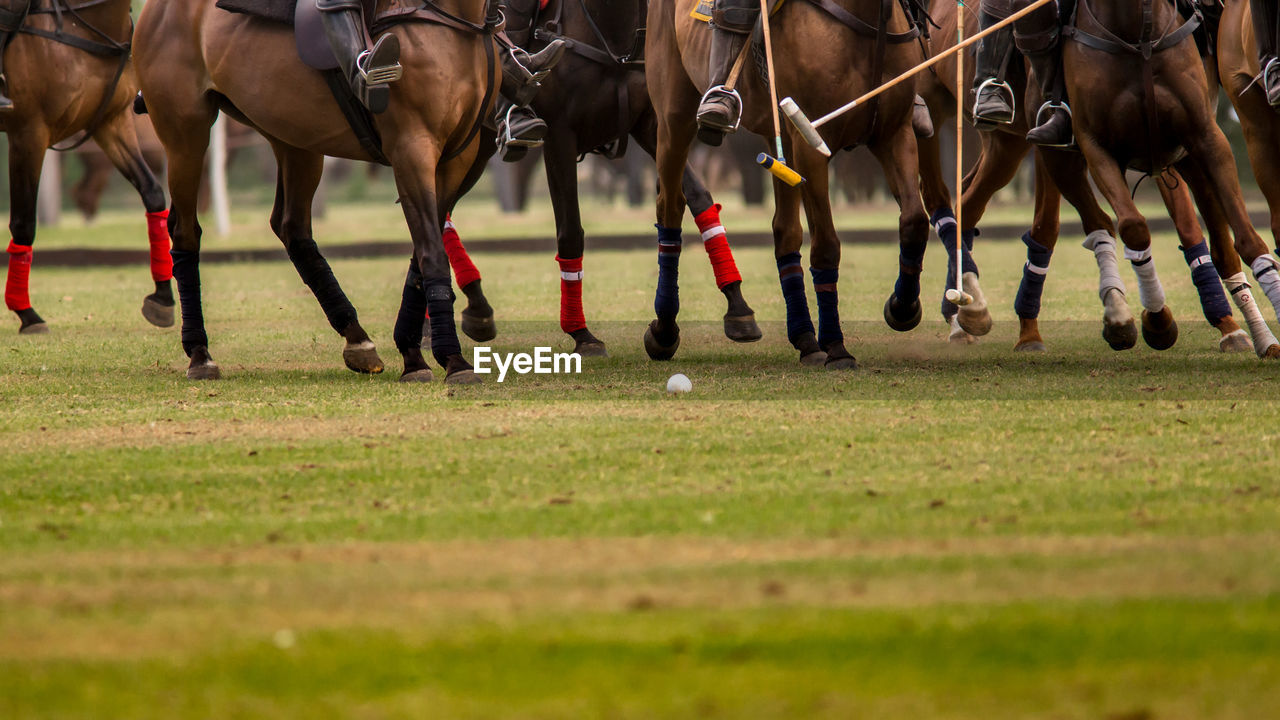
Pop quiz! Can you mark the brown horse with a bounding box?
[2,0,174,334]
[134,0,500,383]
[915,0,1265,354]
[648,0,931,367]
[1060,0,1280,353]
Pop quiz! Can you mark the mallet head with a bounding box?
[945,289,974,306]
[757,153,804,186]
[780,97,832,157]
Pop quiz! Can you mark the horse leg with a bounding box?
[441,217,496,342]
[770,160,823,366]
[542,127,606,356]
[1157,167,1249,352]
[795,142,855,370]
[6,129,50,334]
[267,143,383,374]
[1175,158,1280,358]
[91,110,176,329]
[875,123,931,339]
[645,108,700,360]
[391,141,478,384]
[632,111,760,343]
[1012,152,1062,353]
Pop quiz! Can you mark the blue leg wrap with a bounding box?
[777,252,814,342]
[654,225,682,321]
[1182,242,1232,325]
[938,219,979,317]
[1014,232,1052,319]
[170,249,207,357]
[423,278,461,367]
[810,267,842,349]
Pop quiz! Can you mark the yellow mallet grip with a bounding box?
[757,153,804,186]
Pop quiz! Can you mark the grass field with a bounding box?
[3,209,1280,718]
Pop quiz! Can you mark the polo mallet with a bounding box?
[755,0,804,186]
[946,0,972,307]
[780,0,1057,158]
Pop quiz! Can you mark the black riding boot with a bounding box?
[498,31,567,106]
[1251,0,1280,109]
[697,0,757,145]
[317,0,402,114]
[1015,7,1072,148]
[0,0,32,113]
[972,12,1017,129]
[496,98,549,162]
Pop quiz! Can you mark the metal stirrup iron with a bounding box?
[358,50,403,85]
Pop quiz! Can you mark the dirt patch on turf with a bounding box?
[2,534,1277,660]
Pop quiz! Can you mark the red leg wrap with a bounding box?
[146,210,173,282]
[6,240,33,312]
[694,204,742,289]
[557,255,586,333]
[443,217,482,289]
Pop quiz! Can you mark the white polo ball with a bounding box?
[666,373,692,394]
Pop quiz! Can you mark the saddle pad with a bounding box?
[216,0,297,25]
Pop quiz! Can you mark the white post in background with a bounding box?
[209,113,231,237]
[37,149,61,227]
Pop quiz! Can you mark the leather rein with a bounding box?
[1064,0,1201,172]
[9,0,132,151]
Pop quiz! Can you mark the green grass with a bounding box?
[2,226,1279,718]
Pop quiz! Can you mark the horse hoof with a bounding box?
[141,296,175,328]
[1014,340,1046,353]
[1140,308,1178,351]
[445,369,482,385]
[575,340,608,357]
[643,320,680,361]
[399,369,434,383]
[1218,330,1251,354]
[957,306,993,337]
[342,340,385,374]
[18,322,49,335]
[800,351,828,366]
[723,313,763,343]
[883,295,922,332]
[186,361,221,380]
[461,310,496,343]
[824,344,858,370]
[1264,344,1280,359]
[1102,320,1138,351]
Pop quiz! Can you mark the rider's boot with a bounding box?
[972,11,1017,129]
[317,0,402,114]
[1015,5,1073,148]
[696,0,758,145]
[496,98,549,162]
[0,0,33,113]
[1251,0,1280,109]
[498,32,567,106]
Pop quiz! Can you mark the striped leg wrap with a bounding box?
[655,225,682,321]
[557,255,586,333]
[777,252,814,342]
[1014,232,1052,319]
[810,266,841,348]
[146,210,173,283]
[1082,231,1126,302]
[1124,246,1166,313]
[1181,243,1231,325]
[1250,254,1280,314]
[933,208,978,317]
[1225,271,1280,355]
[694,204,742,289]
[5,240,33,312]
[442,216,481,289]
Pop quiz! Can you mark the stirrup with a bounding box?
[357,50,402,86]
[1031,101,1074,148]
[498,105,545,149]
[696,85,743,133]
[973,78,1016,125]
[1264,58,1280,106]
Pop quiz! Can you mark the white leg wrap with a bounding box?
[1124,247,1166,313]
[1250,255,1280,315]
[1226,271,1279,357]
[1083,231,1126,303]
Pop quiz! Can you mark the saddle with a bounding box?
[215,0,390,164]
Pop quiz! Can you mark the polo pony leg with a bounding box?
[1082,230,1138,350]
[1013,231,1053,352]
[6,134,48,334]
[440,217,496,342]
[691,201,761,343]
[1224,271,1280,358]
